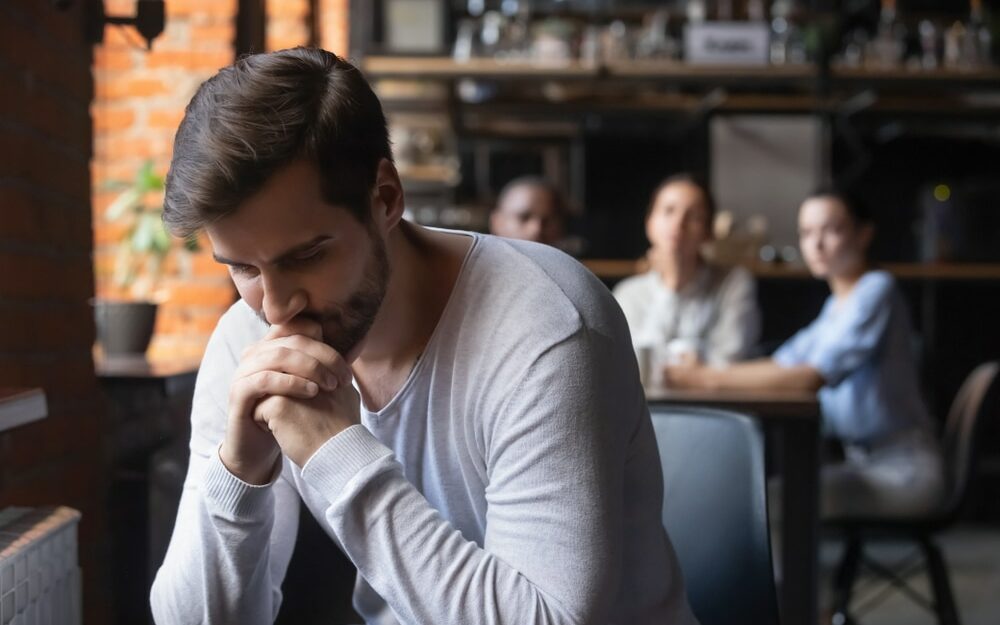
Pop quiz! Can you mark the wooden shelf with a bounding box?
[461,117,580,137]
[398,163,459,186]
[364,56,823,84]
[364,56,600,81]
[832,65,1000,86]
[365,56,1000,92]
[582,259,1000,281]
[884,263,1000,280]
[454,92,1000,118]
[605,60,816,83]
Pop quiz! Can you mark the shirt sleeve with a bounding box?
[775,273,893,387]
[301,330,622,625]
[150,312,301,625]
[772,322,818,367]
[704,267,761,365]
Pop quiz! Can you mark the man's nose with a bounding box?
[261,273,307,326]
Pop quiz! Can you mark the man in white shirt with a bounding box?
[150,47,696,625]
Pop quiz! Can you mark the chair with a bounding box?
[650,406,781,625]
[825,361,1000,625]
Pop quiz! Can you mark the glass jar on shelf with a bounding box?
[866,0,906,69]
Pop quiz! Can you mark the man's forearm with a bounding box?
[150,451,289,625]
[304,426,613,625]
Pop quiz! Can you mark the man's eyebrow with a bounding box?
[213,235,333,266]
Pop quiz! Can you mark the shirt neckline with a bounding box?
[361,231,482,418]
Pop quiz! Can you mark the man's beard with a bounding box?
[258,232,390,357]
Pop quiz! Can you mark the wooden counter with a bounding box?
[582,259,1000,281]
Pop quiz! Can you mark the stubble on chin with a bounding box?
[255,235,390,358]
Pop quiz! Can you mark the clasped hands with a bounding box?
[220,318,360,485]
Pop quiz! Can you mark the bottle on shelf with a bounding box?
[635,9,676,60]
[453,0,487,62]
[769,0,806,65]
[500,0,532,60]
[968,0,993,67]
[453,19,478,61]
[479,10,504,57]
[686,0,707,25]
[840,28,869,68]
[866,0,906,69]
[601,19,631,63]
[919,20,939,70]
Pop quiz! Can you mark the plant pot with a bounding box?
[94,300,159,355]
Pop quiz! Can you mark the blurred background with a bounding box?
[2,0,999,623]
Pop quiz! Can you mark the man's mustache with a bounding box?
[256,308,332,328]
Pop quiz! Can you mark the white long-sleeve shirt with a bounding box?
[613,264,760,366]
[150,233,697,625]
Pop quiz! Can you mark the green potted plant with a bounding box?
[95,160,198,355]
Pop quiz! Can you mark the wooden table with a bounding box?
[646,387,821,625]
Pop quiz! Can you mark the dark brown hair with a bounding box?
[645,173,716,226]
[163,47,391,237]
[804,186,873,225]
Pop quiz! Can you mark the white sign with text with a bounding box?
[684,22,771,65]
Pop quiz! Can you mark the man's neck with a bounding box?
[352,222,471,411]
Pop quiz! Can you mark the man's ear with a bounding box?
[372,158,404,234]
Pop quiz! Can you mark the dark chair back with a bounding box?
[650,406,780,625]
[939,361,1000,519]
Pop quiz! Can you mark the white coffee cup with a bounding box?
[664,338,700,366]
[635,345,653,388]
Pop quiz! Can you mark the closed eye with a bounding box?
[279,248,326,270]
[230,263,258,277]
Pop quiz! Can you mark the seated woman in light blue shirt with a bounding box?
[664,189,944,519]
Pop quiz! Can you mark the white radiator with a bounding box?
[0,506,81,625]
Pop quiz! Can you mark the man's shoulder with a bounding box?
[471,236,621,330]
[480,234,582,274]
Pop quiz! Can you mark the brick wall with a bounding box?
[267,0,348,53]
[0,1,111,622]
[92,0,350,360]
[267,0,311,51]
[320,0,350,55]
